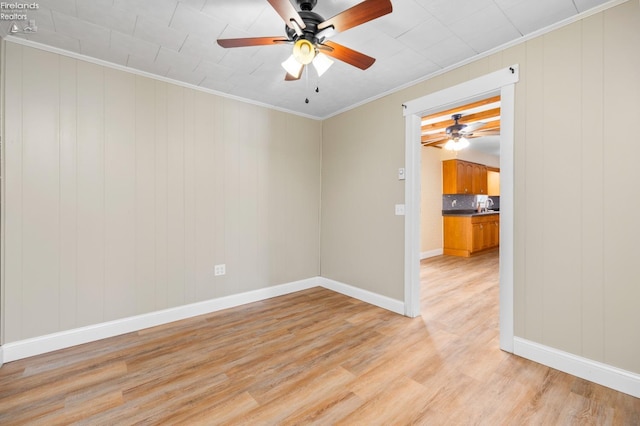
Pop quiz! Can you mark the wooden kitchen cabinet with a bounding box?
[443,213,499,257]
[486,219,500,248]
[442,159,487,194]
[487,168,500,196]
[442,160,468,194]
[472,163,488,194]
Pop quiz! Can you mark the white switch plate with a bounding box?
[214,264,226,276]
[398,168,406,180]
[395,204,405,216]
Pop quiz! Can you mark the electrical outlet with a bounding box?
[214,264,226,276]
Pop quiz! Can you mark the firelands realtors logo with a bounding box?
[1,2,38,21]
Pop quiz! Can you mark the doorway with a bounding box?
[420,95,501,259]
[402,66,519,353]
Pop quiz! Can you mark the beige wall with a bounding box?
[2,1,639,376]
[2,42,321,343]
[321,99,406,300]
[420,147,442,254]
[321,1,640,373]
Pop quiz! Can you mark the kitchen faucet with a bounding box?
[486,198,494,212]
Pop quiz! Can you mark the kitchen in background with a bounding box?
[443,194,500,214]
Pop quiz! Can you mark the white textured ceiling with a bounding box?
[1,0,614,119]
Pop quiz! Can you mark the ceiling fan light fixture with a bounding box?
[444,136,470,151]
[444,139,456,150]
[292,38,316,65]
[282,54,304,78]
[312,52,333,76]
[457,137,470,150]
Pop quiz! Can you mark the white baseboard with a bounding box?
[514,337,640,398]
[2,277,320,363]
[6,283,637,399]
[420,249,443,260]
[319,277,405,315]
[2,276,405,363]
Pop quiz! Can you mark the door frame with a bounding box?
[402,65,519,352]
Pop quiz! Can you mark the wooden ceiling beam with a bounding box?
[421,95,501,122]
[421,108,501,133]
[421,119,502,145]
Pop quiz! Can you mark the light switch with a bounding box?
[398,168,406,180]
[395,204,405,216]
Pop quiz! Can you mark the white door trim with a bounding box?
[403,65,519,353]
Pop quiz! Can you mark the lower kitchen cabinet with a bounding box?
[443,214,499,257]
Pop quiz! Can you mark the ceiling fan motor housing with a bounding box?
[286,10,324,43]
[297,0,318,11]
[446,113,467,135]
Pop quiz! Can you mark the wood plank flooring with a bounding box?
[1,250,638,424]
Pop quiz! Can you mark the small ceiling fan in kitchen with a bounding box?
[216,0,393,80]
[441,114,487,151]
[421,106,501,150]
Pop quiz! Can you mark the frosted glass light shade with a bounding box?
[312,52,333,77]
[444,137,470,151]
[282,55,303,79]
[457,137,470,150]
[444,139,456,150]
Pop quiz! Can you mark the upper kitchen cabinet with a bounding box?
[471,163,488,194]
[487,168,500,196]
[442,159,487,195]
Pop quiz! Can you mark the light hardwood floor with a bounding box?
[1,250,638,424]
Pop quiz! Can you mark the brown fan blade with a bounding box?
[267,0,306,31]
[422,142,445,147]
[422,135,449,145]
[317,0,392,34]
[285,71,301,81]
[321,41,375,70]
[217,37,290,48]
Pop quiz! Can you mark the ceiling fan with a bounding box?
[422,113,500,150]
[442,114,485,150]
[216,0,393,80]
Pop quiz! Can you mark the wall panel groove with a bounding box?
[2,43,321,343]
[321,0,640,375]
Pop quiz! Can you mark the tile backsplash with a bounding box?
[442,195,500,211]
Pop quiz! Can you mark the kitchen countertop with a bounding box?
[442,210,500,217]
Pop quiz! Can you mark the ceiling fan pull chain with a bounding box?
[304,65,310,103]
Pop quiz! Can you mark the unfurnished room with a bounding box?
[0,0,639,423]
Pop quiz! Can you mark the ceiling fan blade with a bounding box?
[422,136,449,146]
[461,121,486,133]
[267,0,306,31]
[217,37,290,48]
[321,41,375,70]
[421,133,447,143]
[284,71,301,81]
[422,142,446,148]
[317,0,392,35]
[472,129,501,136]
